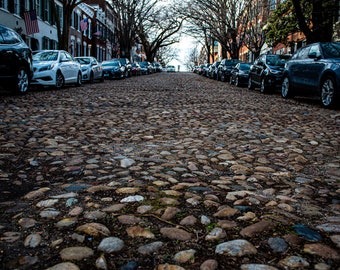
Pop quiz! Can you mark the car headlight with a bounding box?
[269,69,280,75]
[39,64,55,71]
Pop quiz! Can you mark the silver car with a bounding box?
[75,56,104,83]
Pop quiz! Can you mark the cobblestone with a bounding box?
[0,72,339,269]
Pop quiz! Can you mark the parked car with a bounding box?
[112,58,131,78]
[75,56,103,83]
[154,62,163,72]
[139,61,153,75]
[167,65,176,72]
[202,63,211,77]
[282,42,340,108]
[208,61,220,79]
[230,62,251,87]
[217,59,242,81]
[31,50,82,89]
[193,66,200,73]
[248,54,290,93]
[131,62,141,76]
[0,24,33,94]
[102,60,125,79]
[197,64,205,75]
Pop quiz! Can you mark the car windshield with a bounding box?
[76,58,91,64]
[321,43,340,58]
[33,51,58,61]
[225,60,241,66]
[239,63,251,70]
[113,58,126,65]
[265,55,286,67]
[102,61,119,67]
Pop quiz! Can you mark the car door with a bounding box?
[252,56,264,84]
[289,46,310,89]
[59,51,72,82]
[303,44,325,92]
[91,58,101,78]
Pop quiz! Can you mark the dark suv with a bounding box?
[217,59,241,81]
[248,54,290,93]
[282,42,340,108]
[112,58,132,78]
[208,61,220,79]
[0,24,33,94]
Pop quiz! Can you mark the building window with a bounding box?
[270,0,276,10]
[36,0,40,17]
[14,0,19,14]
[0,0,9,10]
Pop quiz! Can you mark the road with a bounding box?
[0,72,339,269]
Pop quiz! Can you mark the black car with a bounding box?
[282,42,340,108]
[102,60,125,79]
[201,63,211,77]
[217,59,242,81]
[112,58,131,78]
[230,62,251,87]
[197,64,205,75]
[207,61,220,79]
[248,54,290,93]
[139,61,153,75]
[0,24,33,94]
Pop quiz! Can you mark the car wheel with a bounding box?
[320,76,337,108]
[248,77,255,90]
[15,67,29,94]
[76,72,82,87]
[235,77,240,87]
[221,73,226,82]
[281,76,294,98]
[89,72,94,83]
[55,72,65,90]
[229,76,233,85]
[260,78,267,93]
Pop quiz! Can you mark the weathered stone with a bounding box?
[215,239,257,256]
[60,246,94,261]
[98,237,124,253]
[160,227,193,241]
[240,220,274,237]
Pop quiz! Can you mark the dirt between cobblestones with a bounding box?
[0,72,339,269]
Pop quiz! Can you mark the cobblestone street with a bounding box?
[0,72,339,270]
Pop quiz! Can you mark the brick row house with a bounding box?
[203,0,340,64]
[0,0,120,62]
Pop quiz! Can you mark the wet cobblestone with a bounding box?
[0,72,339,269]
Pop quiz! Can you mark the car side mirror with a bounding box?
[308,52,320,59]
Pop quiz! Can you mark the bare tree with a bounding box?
[181,18,213,63]
[240,0,268,59]
[108,0,183,62]
[109,0,153,59]
[50,0,87,51]
[184,46,200,70]
[181,0,250,59]
[137,3,184,62]
[156,46,178,67]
